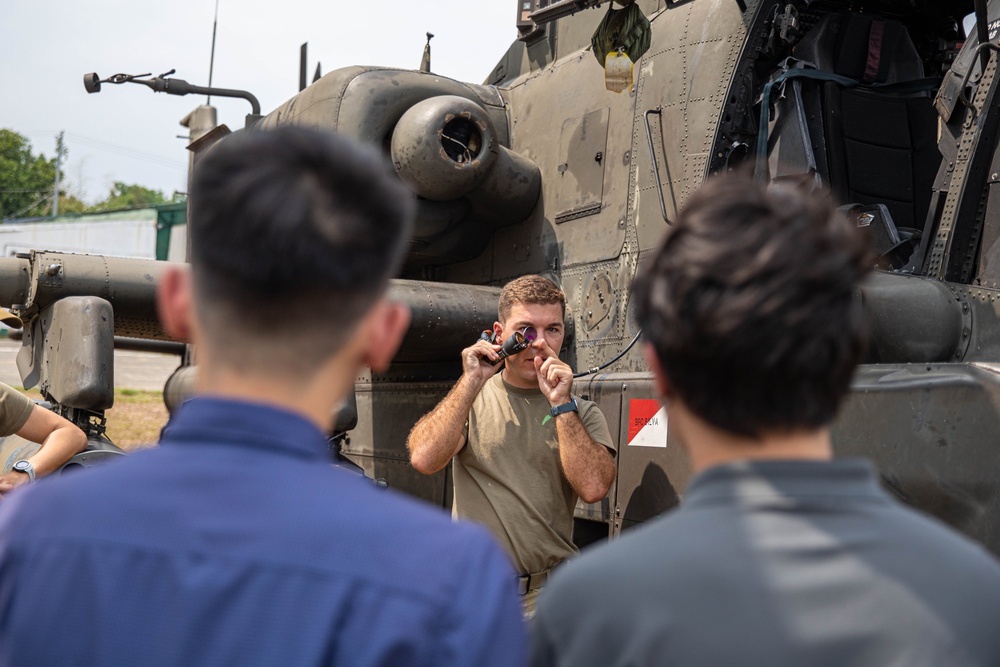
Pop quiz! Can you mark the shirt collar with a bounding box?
[161,396,330,462]
[497,371,544,398]
[683,459,886,509]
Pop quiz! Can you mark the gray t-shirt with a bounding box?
[532,459,1000,667]
[0,383,32,437]
[456,373,614,576]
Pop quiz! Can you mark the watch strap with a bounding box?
[549,398,579,418]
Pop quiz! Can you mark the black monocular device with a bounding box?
[478,327,537,365]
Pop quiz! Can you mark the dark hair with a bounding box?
[498,275,566,323]
[633,174,872,438]
[188,126,413,373]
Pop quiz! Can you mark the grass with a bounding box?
[15,387,168,452]
[105,389,168,451]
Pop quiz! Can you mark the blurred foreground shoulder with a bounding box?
[430,517,529,666]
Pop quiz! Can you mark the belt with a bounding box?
[517,561,563,595]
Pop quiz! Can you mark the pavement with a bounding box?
[0,338,181,392]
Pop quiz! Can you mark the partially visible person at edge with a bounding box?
[407,274,617,618]
[0,127,526,666]
[531,174,1000,666]
[0,306,87,496]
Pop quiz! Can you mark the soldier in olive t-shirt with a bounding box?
[408,275,617,617]
[0,383,34,436]
[458,372,615,578]
[0,382,88,495]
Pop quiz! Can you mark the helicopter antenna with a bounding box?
[420,32,434,73]
[207,0,220,105]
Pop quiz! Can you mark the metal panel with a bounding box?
[631,0,747,251]
[35,297,114,409]
[614,376,691,536]
[553,108,610,223]
[835,363,1000,555]
[344,377,455,508]
[503,51,629,267]
[961,284,1000,361]
[575,374,691,536]
[574,359,1000,551]
[572,374,623,526]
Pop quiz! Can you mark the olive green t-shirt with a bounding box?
[456,373,615,576]
[0,382,33,437]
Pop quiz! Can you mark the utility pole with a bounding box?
[52,131,65,217]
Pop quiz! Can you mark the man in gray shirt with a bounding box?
[531,174,1000,666]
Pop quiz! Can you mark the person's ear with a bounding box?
[492,320,503,342]
[362,301,411,373]
[643,342,674,403]
[157,267,193,343]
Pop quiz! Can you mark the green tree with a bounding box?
[0,129,58,220]
[58,193,90,215]
[90,181,171,212]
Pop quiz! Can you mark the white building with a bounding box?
[0,204,187,262]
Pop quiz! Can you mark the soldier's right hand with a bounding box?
[0,472,28,498]
[462,339,504,384]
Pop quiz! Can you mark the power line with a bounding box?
[18,130,186,171]
[2,192,53,222]
[67,134,187,171]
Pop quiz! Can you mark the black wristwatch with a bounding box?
[549,398,579,418]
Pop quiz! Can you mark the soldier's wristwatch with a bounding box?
[12,460,35,483]
[549,399,579,418]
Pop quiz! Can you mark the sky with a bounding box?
[1,1,517,205]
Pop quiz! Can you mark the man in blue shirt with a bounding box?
[531,175,1000,666]
[0,127,526,666]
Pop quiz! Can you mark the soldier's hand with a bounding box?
[461,339,504,385]
[0,472,29,497]
[533,339,573,406]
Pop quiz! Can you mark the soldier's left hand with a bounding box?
[533,339,573,406]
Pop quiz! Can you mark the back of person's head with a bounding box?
[498,275,566,323]
[633,174,872,438]
[188,126,414,374]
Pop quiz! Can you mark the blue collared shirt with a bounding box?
[0,397,526,666]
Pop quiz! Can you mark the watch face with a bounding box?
[12,460,34,481]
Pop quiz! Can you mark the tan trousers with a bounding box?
[522,587,542,621]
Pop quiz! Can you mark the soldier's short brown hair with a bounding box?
[633,174,872,438]
[498,275,565,323]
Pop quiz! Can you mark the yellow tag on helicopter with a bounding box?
[604,49,633,93]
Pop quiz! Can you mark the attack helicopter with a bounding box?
[3,0,1000,556]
